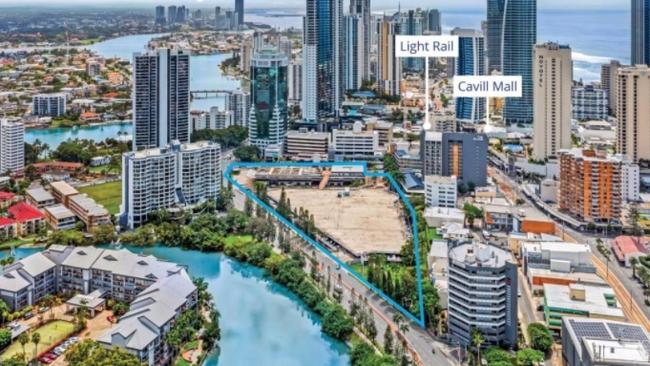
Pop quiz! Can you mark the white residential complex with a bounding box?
[0,245,198,366]
[532,43,572,160]
[285,129,330,161]
[120,140,221,229]
[226,90,250,127]
[424,175,457,208]
[0,119,25,175]
[32,93,66,117]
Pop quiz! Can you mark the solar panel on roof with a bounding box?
[607,323,650,353]
[569,319,611,339]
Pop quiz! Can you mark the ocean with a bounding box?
[252,9,629,82]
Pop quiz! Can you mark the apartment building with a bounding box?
[532,43,572,160]
[617,65,650,163]
[442,133,488,187]
[572,85,608,121]
[0,245,198,366]
[448,243,518,348]
[120,140,221,229]
[32,93,66,117]
[8,202,45,236]
[558,149,637,224]
[44,204,77,230]
[50,181,79,206]
[25,187,56,208]
[0,252,57,311]
[365,120,393,148]
[601,60,621,116]
[98,271,197,366]
[0,120,25,175]
[421,131,442,176]
[284,129,329,161]
[67,194,111,231]
[331,122,379,159]
[424,175,457,208]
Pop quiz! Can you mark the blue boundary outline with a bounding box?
[224,161,426,327]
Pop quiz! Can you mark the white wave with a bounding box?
[572,51,613,64]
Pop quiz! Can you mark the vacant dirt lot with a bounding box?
[268,187,408,256]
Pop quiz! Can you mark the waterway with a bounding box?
[26,33,242,149]
[0,245,351,365]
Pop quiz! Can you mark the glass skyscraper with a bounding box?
[487,0,537,124]
[249,49,289,151]
[302,0,342,123]
[632,0,650,65]
[453,28,486,123]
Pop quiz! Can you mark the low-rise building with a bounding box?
[50,181,79,206]
[424,175,457,208]
[611,235,648,267]
[32,93,66,117]
[543,283,625,331]
[423,207,465,227]
[25,187,56,208]
[44,204,77,230]
[97,271,197,366]
[284,129,329,161]
[562,317,650,366]
[8,202,45,236]
[67,194,111,232]
[331,122,380,160]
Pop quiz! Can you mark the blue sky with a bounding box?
[0,0,630,10]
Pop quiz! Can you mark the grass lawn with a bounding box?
[0,236,37,250]
[1,320,75,361]
[78,181,122,214]
[223,235,253,246]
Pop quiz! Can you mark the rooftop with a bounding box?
[8,202,45,222]
[544,284,625,319]
[50,181,79,196]
[26,187,54,202]
[612,236,648,261]
[44,204,76,220]
[424,175,457,185]
[563,317,650,363]
[449,242,513,268]
[582,338,650,364]
[68,194,109,217]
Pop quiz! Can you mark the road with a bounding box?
[488,162,650,332]
[230,188,457,366]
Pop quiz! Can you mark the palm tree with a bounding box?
[31,332,41,359]
[471,328,484,366]
[17,332,28,362]
[631,257,639,278]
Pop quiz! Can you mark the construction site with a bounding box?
[234,164,411,260]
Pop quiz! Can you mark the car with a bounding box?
[44,353,57,359]
[39,306,49,313]
[23,312,34,320]
[53,347,66,355]
[68,336,79,343]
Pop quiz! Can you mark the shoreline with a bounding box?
[25,120,132,131]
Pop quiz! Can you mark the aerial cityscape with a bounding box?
[0,0,648,366]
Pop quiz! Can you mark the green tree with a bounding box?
[234,145,261,162]
[485,347,512,366]
[0,298,8,326]
[66,339,143,366]
[31,332,41,358]
[463,203,483,228]
[527,323,553,353]
[471,328,485,365]
[516,348,544,366]
[17,332,28,362]
[0,328,12,349]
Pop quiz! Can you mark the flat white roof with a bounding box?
[583,338,649,363]
[544,284,625,318]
